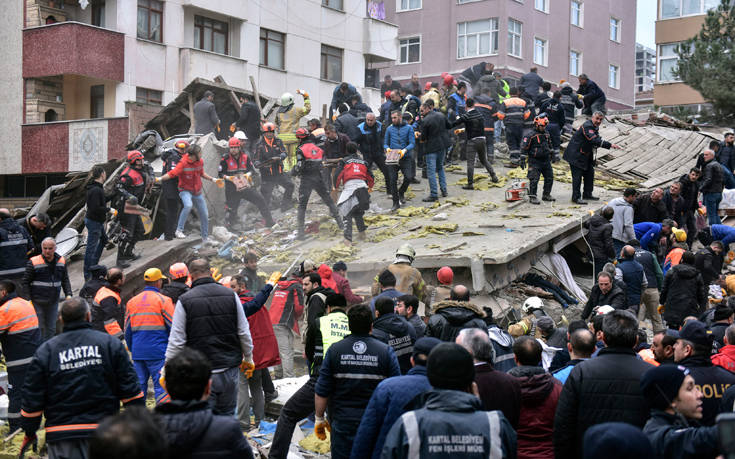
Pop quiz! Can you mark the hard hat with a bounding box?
[228,137,241,148]
[443,74,454,86]
[144,268,166,282]
[672,228,687,242]
[437,266,453,285]
[522,296,544,314]
[262,122,276,133]
[234,131,247,140]
[534,114,549,127]
[441,72,449,78]
[396,243,416,260]
[280,92,294,106]
[174,140,190,151]
[596,305,615,315]
[169,262,189,279]
[295,127,309,139]
[127,150,144,163]
[424,82,432,91]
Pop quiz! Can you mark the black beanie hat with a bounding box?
[640,364,689,411]
[715,304,734,322]
[427,343,475,390]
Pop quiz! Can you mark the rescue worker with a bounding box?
[564,111,621,204]
[509,296,548,338]
[494,71,510,142]
[0,209,33,295]
[292,128,343,240]
[499,86,532,166]
[17,213,51,258]
[160,140,187,241]
[446,82,467,164]
[474,87,500,162]
[23,237,72,342]
[383,111,416,211]
[373,296,417,374]
[578,73,607,115]
[84,167,114,279]
[559,81,583,134]
[125,268,175,405]
[276,90,311,169]
[219,136,275,228]
[540,91,566,162]
[115,150,152,266]
[372,244,426,303]
[254,122,294,211]
[520,114,555,204]
[91,267,124,341]
[269,293,351,459]
[269,271,304,379]
[157,144,220,242]
[20,297,144,458]
[452,98,499,189]
[314,304,401,459]
[160,262,190,304]
[0,280,40,433]
[335,142,373,245]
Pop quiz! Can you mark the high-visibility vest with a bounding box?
[125,291,174,333]
[93,287,123,339]
[318,311,350,355]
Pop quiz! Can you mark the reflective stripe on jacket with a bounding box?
[124,288,174,361]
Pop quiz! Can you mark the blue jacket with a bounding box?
[383,122,415,155]
[350,365,432,459]
[330,83,360,111]
[711,224,735,248]
[552,358,588,385]
[369,288,405,312]
[635,222,662,251]
[617,257,646,308]
[372,313,417,375]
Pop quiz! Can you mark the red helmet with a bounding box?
[174,140,190,151]
[262,122,276,133]
[295,128,309,139]
[127,150,144,163]
[534,114,549,128]
[169,262,189,279]
[424,82,432,91]
[437,266,454,285]
[228,137,241,147]
[443,74,454,86]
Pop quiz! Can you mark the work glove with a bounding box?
[267,271,282,286]
[154,176,162,184]
[127,196,139,206]
[314,415,331,441]
[414,131,421,139]
[224,175,233,182]
[399,149,406,158]
[519,156,527,170]
[577,94,584,100]
[211,267,222,282]
[19,434,37,459]
[158,367,166,388]
[215,178,225,188]
[657,304,665,314]
[240,360,255,378]
[109,208,118,217]
[230,123,236,133]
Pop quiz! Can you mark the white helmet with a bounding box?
[522,296,544,315]
[280,92,294,106]
[234,130,247,140]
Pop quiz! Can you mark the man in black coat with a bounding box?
[418,101,451,201]
[84,166,111,279]
[700,148,725,226]
[553,310,652,459]
[334,103,361,142]
[426,285,487,342]
[161,142,186,240]
[357,113,387,183]
[236,94,262,152]
[582,271,627,319]
[695,240,724,287]
[583,207,616,279]
[661,251,707,329]
[678,168,701,245]
[633,188,668,224]
[372,296,417,374]
[577,74,607,115]
[563,112,620,204]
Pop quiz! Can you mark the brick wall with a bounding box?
[25,0,67,28]
[126,101,163,142]
[25,77,65,123]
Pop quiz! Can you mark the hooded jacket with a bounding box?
[357,120,383,159]
[509,366,563,459]
[372,313,417,374]
[643,410,718,459]
[317,264,338,292]
[335,111,361,142]
[155,399,254,459]
[695,246,723,286]
[425,301,486,342]
[584,214,615,261]
[609,196,635,242]
[712,344,735,372]
[474,362,522,429]
[660,263,707,326]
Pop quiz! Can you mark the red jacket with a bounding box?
[332,271,363,305]
[712,345,735,372]
[513,369,563,459]
[317,264,338,292]
[240,292,280,370]
[336,158,374,188]
[269,279,304,333]
[168,154,204,194]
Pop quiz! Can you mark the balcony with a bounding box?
[179,47,248,91]
[181,0,247,19]
[23,22,125,81]
[363,17,398,62]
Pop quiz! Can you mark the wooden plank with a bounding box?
[214,75,242,111]
[617,134,670,173]
[179,108,190,119]
[187,94,195,135]
[602,131,658,168]
[249,76,264,114]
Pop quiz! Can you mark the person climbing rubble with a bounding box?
[254,122,295,212]
[276,90,311,169]
[508,296,549,338]
[334,142,373,245]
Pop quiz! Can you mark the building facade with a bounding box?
[0,0,397,198]
[379,0,636,109]
[635,43,655,93]
[654,0,716,108]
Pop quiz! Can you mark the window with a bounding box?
[322,0,344,10]
[136,87,162,105]
[658,43,680,82]
[457,19,499,59]
[91,0,105,27]
[90,85,104,119]
[569,50,581,76]
[571,1,583,27]
[399,37,421,64]
[259,29,285,70]
[507,19,522,58]
[194,16,229,55]
[137,0,162,42]
[608,64,619,89]
[661,0,719,18]
[533,38,547,66]
[535,0,548,12]
[609,17,621,42]
[397,0,421,11]
[321,45,342,82]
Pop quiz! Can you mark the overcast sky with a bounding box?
[636,1,657,49]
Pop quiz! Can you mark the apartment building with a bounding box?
[380,0,636,109]
[654,0,716,108]
[635,43,655,93]
[0,0,397,198]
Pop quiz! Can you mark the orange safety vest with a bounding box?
[93,287,123,339]
[0,297,39,335]
[125,290,174,332]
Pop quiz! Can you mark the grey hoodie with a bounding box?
[609,196,635,242]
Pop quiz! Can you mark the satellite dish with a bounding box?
[55,228,80,257]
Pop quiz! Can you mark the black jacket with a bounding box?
[15,218,49,259]
[419,110,451,153]
[236,101,262,141]
[643,410,719,459]
[23,253,72,305]
[520,71,543,98]
[553,347,652,459]
[617,257,647,308]
[372,313,417,375]
[156,399,254,459]
[710,322,729,349]
[661,263,707,326]
[582,282,627,319]
[0,217,33,280]
[357,121,384,159]
[521,131,553,164]
[349,102,373,121]
[634,247,663,290]
[717,142,735,172]
[578,79,606,107]
[160,149,182,198]
[161,281,190,305]
[663,190,687,227]
[564,120,611,170]
[695,247,723,287]
[677,354,735,426]
[560,85,583,122]
[679,174,700,212]
[473,94,499,127]
[79,276,106,302]
[453,109,485,139]
[540,97,566,127]
[700,158,724,194]
[425,301,487,342]
[85,181,110,223]
[633,193,669,224]
[335,112,361,142]
[21,321,144,441]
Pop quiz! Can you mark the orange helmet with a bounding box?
[169,262,189,280]
[443,74,454,86]
[174,140,190,151]
[295,128,309,139]
[127,150,144,163]
[262,122,276,133]
[228,137,241,147]
[534,114,549,128]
